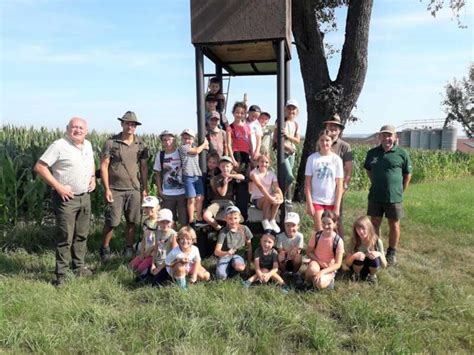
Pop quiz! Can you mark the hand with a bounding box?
[88,177,96,192]
[306,203,315,217]
[157,188,163,197]
[314,270,325,282]
[150,264,159,275]
[228,249,235,256]
[318,260,329,269]
[354,252,365,261]
[57,184,74,202]
[190,276,197,283]
[252,152,260,160]
[367,251,381,260]
[141,190,148,199]
[262,273,271,282]
[105,188,114,203]
[203,138,209,150]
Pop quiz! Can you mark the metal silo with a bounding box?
[441,126,457,152]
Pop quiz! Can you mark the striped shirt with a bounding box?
[39,136,94,194]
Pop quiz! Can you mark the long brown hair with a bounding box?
[351,216,378,253]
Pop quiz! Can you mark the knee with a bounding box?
[202,271,211,281]
[234,263,246,272]
[215,267,227,280]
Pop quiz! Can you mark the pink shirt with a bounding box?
[230,123,251,154]
[314,234,344,264]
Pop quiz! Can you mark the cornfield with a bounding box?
[1,125,473,226]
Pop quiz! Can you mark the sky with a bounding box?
[1,0,473,136]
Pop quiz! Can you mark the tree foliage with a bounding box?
[443,64,473,138]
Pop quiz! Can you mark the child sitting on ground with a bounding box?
[345,216,387,283]
[178,128,209,226]
[249,154,283,232]
[276,212,304,274]
[203,156,245,232]
[149,208,178,277]
[243,230,287,291]
[214,206,253,280]
[129,196,160,275]
[304,210,344,290]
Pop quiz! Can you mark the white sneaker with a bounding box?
[261,219,271,230]
[270,220,281,233]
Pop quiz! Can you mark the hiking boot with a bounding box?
[52,275,66,288]
[386,248,398,266]
[74,267,93,277]
[366,274,378,284]
[269,219,281,233]
[123,246,134,258]
[99,246,111,262]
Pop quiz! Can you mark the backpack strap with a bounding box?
[332,234,341,258]
[159,150,165,174]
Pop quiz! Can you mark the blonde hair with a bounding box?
[351,216,378,253]
[257,152,272,165]
[177,226,197,243]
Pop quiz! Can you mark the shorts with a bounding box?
[367,201,404,219]
[183,175,204,198]
[206,200,234,218]
[312,203,335,211]
[352,257,381,278]
[105,189,141,227]
[215,254,245,280]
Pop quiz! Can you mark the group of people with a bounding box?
[35,80,412,290]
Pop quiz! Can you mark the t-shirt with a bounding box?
[352,238,384,255]
[154,228,177,264]
[283,120,299,154]
[153,150,185,196]
[207,128,227,158]
[249,168,277,200]
[217,225,253,255]
[364,145,412,204]
[305,152,343,205]
[254,247,278,270]
[247,120,262,155]
[313,233,344,265]
[276,232,304,252]
[209,173,236,201]
[260,126,273,155]
[142,218,159,254]
[178,144,202,177]
[165,245,201,274]
[101,133,149,190]
[230,123,251,154]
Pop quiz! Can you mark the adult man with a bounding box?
[34,117,96,286]
[153,130,188,226]
[99,111,149,261]
[323,113,353,238]
[364,125,412,265]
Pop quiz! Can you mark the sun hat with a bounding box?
[285,99,299,109]
[159,130,175,139]
[181,128,196,138]
[142,196,159,208]
[157,208,173,222]
[208,111,220,120]
[284,212,300,225]
[323,113,345,129]
[118,111,142,125]
[379,124,397,134]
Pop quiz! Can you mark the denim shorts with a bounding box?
[215,254,245,280]
[183,175,204,198]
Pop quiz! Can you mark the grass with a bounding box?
[1,177,473,352]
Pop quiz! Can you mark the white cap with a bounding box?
[284,212,300,225]
[285,99,299,109]
[157,208,173,222]
[181,128,196,138]
[141,196,159,208]
[225,205,241,215]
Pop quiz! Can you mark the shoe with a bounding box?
[241,280,251,288]
[269,219,281,233]
[351,272,361,282]
[280,285,290,294]
[99,246,111,262]
[194,220,208,228]
[74,267,93,277]
[261,219,271,230]
[386,249,398,266]
[52,275,66,288]
[366,274,378,284]
[123,246,134,258]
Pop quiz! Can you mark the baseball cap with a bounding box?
[225,205,241,216]
[379,125,397,134]
[219,156,233,164]
[157,208,173,222]
[159,130,175,139]
[142,196,159,208]
[285,99,299,108]
[284,212,300,225]
[248,105,261,113]
[209,111,220,120]
[181,128,196,138]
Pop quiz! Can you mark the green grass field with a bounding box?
[1,177,473,353]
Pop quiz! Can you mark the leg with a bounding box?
[102,225,114,248]
[215,255,233,280]
[195,195,204,221]
[124,190,142,247]
[370,216,383,237]
[261,199,272,220]
[313,208,324,231]
[270,272,285,286]
[270,201,281,221]
[305,260,321,285]
[231,255,246,274]
[196,265,210,281]
[290,254,302,272]
[187,197,196,223]
[102,190,122,248]
[176,194,189,226]
[71,194,91,271]
[125,223,136,248]
[314,272,335,290]
[387,218,400,249]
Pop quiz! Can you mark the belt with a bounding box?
[74,192,87,196]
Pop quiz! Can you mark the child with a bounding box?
[304,130,344,232]
[246,104,263,160]
[149,208,178,277]
[276,212,304,274]
[273,99,301,203]
[202,151,221,208]
[206,111,228,158]
[203,156,245,232]
[178,129,209,226]
[153,226,210,289]
[249,154,283,232]
[345,216,387,283]
[304,210,344,290]
[258,112,273,155]
[243,230,287,291]
[214,206,253,280]
[129,196,160,275]
[205,77,226,114]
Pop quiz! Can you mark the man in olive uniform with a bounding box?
[364,125,412,266]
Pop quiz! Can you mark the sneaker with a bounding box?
[52,275,66,288]
[261,219,271,230]
[241,280,252,288]
[285,199,293,207]
[123,246,134,258]
[74,267,93,277]
[99,246,111,262]
[386,249,398,266]
[280,285,290,294]
[269,220,281,233]
[351,272,361,282]
[366,274,378,284]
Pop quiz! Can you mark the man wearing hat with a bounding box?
[99,111,149,261]
[323,113,353,238]
[364,125,412,266]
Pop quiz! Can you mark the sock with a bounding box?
[175,276,187,289]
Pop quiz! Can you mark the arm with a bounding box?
[226,131,238,167]
[334,177,344,217]
[343,161,353,189]
[155,172,163,197]
[252,134,262,160]
[187,139,209,155]
[305,233,317,261]
[214,242,233,258]
[403,174,411,191]
[140,159,148,197]
[318,242,344,277]
[254,258,263,281]
[305,176,315,216]
[34,161,74,201]
[100,157,114,203]
[250,172,276,203]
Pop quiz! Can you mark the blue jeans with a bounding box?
[183,175,204,198]
[283,153,295,186]
[215,255,245,280]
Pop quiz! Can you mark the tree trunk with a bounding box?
[292,0,373,201]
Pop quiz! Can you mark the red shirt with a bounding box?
[230,123,251,154]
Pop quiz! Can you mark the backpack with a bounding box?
[314,230,341,258]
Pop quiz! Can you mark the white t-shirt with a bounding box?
[165,245,201,275]
[249,168,278,200]
[153,150,185,196]
[305,152,343,205]
[247,120,263,155]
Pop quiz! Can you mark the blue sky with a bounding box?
[1,0,473,136]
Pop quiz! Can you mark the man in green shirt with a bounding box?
[364,125,412,266]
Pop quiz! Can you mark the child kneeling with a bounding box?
[276,212,304,274]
